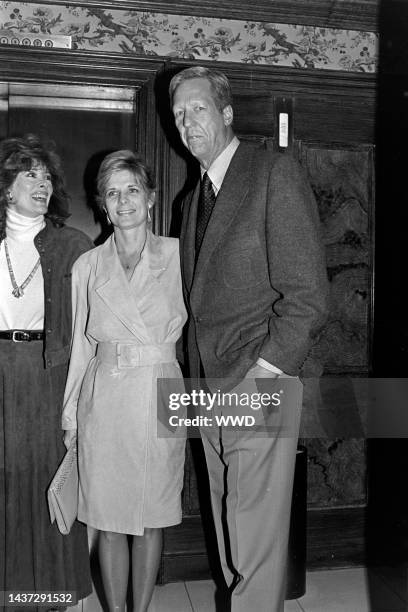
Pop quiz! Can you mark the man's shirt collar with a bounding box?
[201,136,240,195]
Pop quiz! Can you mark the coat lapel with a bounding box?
[143,230,167,279]
[180,182,200,293]
[94,234,147,340]
[193,143,252,282]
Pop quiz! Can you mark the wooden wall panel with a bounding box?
[300,143,375,374]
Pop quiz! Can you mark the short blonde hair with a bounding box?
[96,150,155,210]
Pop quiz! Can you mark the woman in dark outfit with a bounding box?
[0,134,92,609]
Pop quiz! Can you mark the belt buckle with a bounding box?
[117,343,140,368]
[12,330,30,342]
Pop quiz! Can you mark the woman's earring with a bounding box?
[7,191,13,202]
[147,208,152,223]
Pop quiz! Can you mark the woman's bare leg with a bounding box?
[131,528,163,612]
[98,530,129,611]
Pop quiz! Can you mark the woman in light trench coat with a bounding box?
[62,150,187,612]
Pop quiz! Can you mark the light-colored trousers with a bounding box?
[201,376,302,612]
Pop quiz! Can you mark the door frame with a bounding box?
[0,46,167,233]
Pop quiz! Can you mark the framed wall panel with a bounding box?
[299,142,375,375]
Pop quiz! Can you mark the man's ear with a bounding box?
[222,105,233,126]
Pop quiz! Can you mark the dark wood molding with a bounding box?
[0,45,377,100]
[0,46,166,87]
[29,0,380,32]
[167,58,378,100]
[0,46,378,98]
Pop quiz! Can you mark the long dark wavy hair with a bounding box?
[0,133,70,243]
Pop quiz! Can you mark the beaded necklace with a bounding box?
[4,239,41,298]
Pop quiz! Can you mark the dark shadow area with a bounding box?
[154,65,200,238]
[82,149,115,245]
[366,439,408,563]
[286,446,307,600]
[168,157,199,239]
[373,4,408,376]
[154,65,189,161]
[0,470,4,593]
[368,0,408,608]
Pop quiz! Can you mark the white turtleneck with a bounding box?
[0,208,46,330]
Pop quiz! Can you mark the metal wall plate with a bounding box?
[0,33,72,49]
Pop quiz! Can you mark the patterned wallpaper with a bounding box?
[0,2,378,72]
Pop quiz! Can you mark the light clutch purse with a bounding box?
[47,441,78,535]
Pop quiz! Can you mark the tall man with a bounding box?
[169,66,328,611]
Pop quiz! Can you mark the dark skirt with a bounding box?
[0,339,91,610]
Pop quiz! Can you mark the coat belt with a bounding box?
[96,342,176,368]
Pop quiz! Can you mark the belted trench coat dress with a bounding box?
[62,231,187,535]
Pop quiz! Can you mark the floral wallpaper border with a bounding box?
[0,2,378,73]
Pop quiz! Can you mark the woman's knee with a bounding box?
[132,528,162,545]
[99,530,127,544]
[143,527,162,538]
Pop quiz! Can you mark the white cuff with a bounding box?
[256,357,283,375]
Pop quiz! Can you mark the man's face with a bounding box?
[172,78,233,170]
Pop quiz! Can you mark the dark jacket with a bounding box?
[180,142,329,387]
[33,218,93,369]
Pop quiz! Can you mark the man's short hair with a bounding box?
[169,66,232,113]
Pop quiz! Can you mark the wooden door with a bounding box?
[0,47,165,239]
[157,62,376,580]
[2,83,137,241]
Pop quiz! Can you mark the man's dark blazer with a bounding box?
[180,141,328,387]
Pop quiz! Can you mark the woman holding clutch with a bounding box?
[0,134,92,606]
[62,150,187,612]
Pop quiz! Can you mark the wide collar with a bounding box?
[182,142,253,292]
[93,229,166,339]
